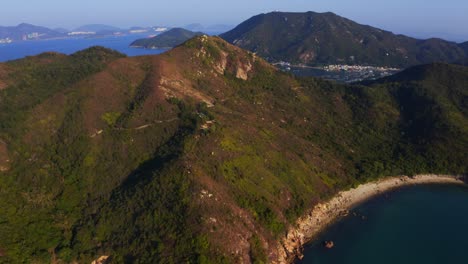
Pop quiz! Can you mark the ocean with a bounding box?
[0,34,165,62]
[298,184,468,264]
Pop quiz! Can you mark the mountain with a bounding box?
[0,36,466,263]
[0,23,65,41]
[74,24,122,33]
[130,28,204,48]
[220,11,466,67]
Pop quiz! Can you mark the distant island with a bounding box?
[0,23,65,43]
[130,28,204,49]
[220,11,468,68]
[0,22,234,45]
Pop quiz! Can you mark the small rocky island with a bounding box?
[323,240,335,249]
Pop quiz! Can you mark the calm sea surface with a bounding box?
[0,34,165,62]
[298,184,468,264]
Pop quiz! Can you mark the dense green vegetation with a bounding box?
[0,37,466,263]
[221,11,467,67]
[131,28,204,49]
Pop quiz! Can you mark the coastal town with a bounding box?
[0,38,12,44]
[274,61,401,82]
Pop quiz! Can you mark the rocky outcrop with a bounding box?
[159,77,214,107]
[213,50,228,75]
[323,240,334,249]
[91,255,109,264]
[236,60,253,80]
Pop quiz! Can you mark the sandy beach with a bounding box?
[275,174,466,263]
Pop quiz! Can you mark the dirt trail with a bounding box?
[90,118,179,137]
[114,118,179,131]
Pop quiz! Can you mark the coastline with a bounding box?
[275,174,466,263]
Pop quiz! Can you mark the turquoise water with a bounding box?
[0,35,165,62]
[298,184,468,264]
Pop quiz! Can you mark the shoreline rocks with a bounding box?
[323,241,334,249]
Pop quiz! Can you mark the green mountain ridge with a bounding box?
[0,36,466,263]
[131,28,204,49]
[220,11,467,67]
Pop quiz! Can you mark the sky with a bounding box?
[1,0,467,41]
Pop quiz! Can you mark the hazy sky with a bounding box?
[1,0,467,41]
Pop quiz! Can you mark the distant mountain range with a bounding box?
[130,28,204,49]
[220,11,468,67]
[0,23,65,41]
[0,23,170,42]
[73,24,122,33]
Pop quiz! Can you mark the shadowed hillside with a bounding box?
[460,41,468,53]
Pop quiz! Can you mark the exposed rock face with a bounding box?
[159,77,214,107]
[236,60,253,80]
[91,255,109,264]
[213,50,228,75]
[189,35,262,82]
[323,240,334,249]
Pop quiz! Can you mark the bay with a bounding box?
[298,184,468,264]
[0,34,165,62]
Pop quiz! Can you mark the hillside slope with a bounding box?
[0,37,466,263]
[220,11,466,67]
